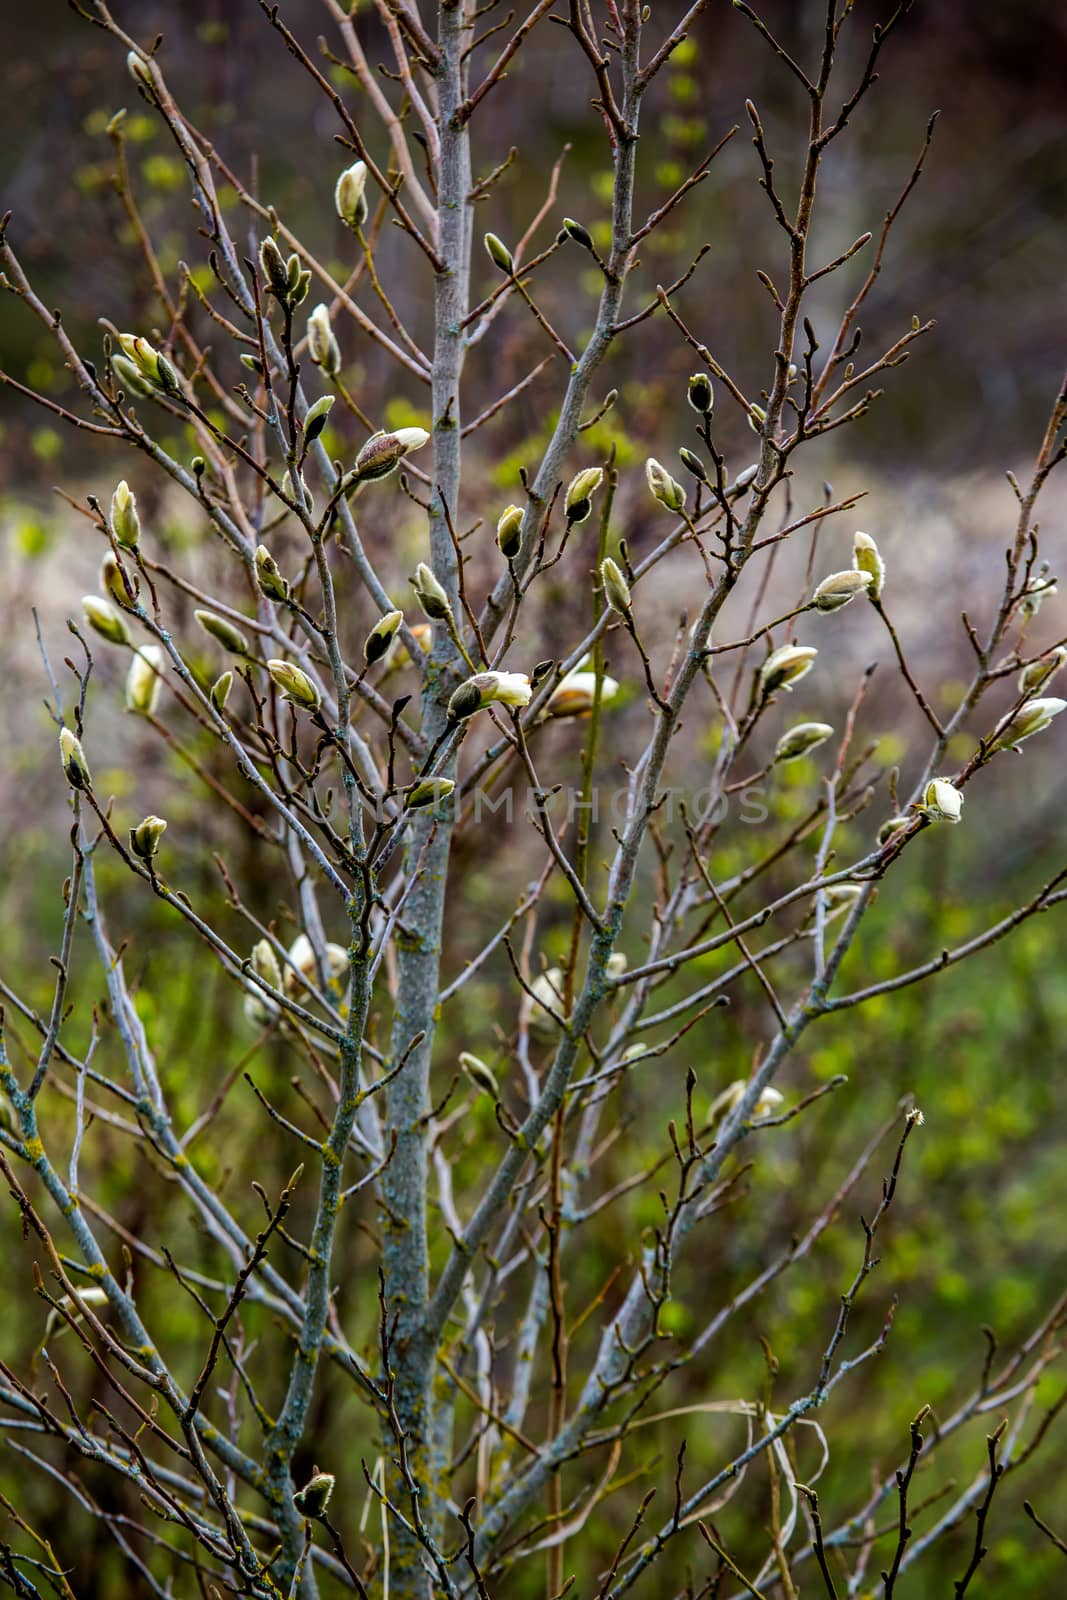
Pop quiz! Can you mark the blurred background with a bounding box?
[2,0,1067,1593]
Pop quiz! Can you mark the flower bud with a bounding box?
[240,352,264,376]
[280,469,314,514]
[335,160,369,229]
[852,531,885,601]
[528,967,566,1035]
[211,671,233,713]
[267,659,322,711]
[678,446,709,483]
[304,394,335,446]
[821,883,862,921]
[564,466,604,526]
[352,427,431,484]
[393,622,433,667]
[111,480,140,549]
[496,504,524,559]
[101,551,138,610]
[364,609,405,666]
[411,562,451,622]
[195,609,249,656]
[59,728,90,790]
[758,643,817,697]
[449,671,532,720]
[125,645,164,717]
[687,372,714,414]
[117,333,163,381]
[1019,646,1067,698]
[284,935,349,995]
[562,217,594,251]
[922,777,964,824]
[991,696,1067,751]
[1021,564,1057,619]
[774,721,834,763]
[547,665,620,718]
[127,50,153,87]
[747,402,767,433]
[606,951,628,979]
[111,353,155,399]
[645,458,687,514]
[405,776,456,810]
[812,569,872,612]
[460,1052,499,1097]
[484,232,513,274]
[877,813,911,845]
[293,1471,335,1520]
[258,237,291,299]
[307,303,342,377]
[255,544,289,603]
[733,463,758,494]
[600,556,631,616]
[251,938,283,992]
[82,596,131,646]
[130,814,167,863]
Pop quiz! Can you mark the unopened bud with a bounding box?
[411,562,451,622]
[496,504,524,559]
[307,303,341,377]
[82,596,131,646]
[364,609,405,666]
[111,480,140,549]
[59,728,90,790]
[211,671,233,713]
[101,551,137,610]
[484,232,513,274]
[293,1471,335,1520]
[564,466,604,526]
[127,50,153,87]
[240,352,264,376]
[733,464,758,494]
[258,237,291,300]
[606,951,628,979]
[687,372,714,414]
[812,569,872,612]
[195,609,249,656]
[130,814,167,863]
[678,446,708,483]
[645,458,687,514]
[852,531,885,601]
[125,645,164,716]
[877,813,911,845]
[251,938,283,992]
[922,777,964,824]
[449,671,532,721]
[405,776,456,810]
[335,160,369,229]
[528,967,566,1034]
[112,354,155,398]
[255,544,289,603]
[267,659,322,711]
[304,394,335,445]
[352,427,430,484]
[1021,563,1057,619]
[774,721,834,763]
[1019,646,1067,698]
[600,556,631,616]
[280,469,314,514]
[758,643,817,697]
[460,1052,499,1097]
[991,696,1067,751]
[747,402,767,433]
[821,883,862,921]
[562,217,594,251]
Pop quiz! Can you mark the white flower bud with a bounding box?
[59,728,91,790]
[687,372,714,413]
[111,480,140,549]
[812,569,872,612]
[251,938,283,992]
[303,394,335,446]
[211,671,233,713]
[255,544,289,603]
[877,813,911,845]
[991,696,1067,751]
[528,967,566,1035]
[496,504,524,559]
[267,659,322,711]
[758,644,817,697]
[195,609,249,656]
[280,469,314,514]
[460,1052,499,1097]
[564,467,604,526]
[922,778,964,824]
[1020,565,1057,619]
[852,531,885,601]
[600,556,631,616]
[821,883,862,921]
[547,664,620,718]
[82,596,131,646]
[364,609,405,666]
[404,776,456,810]
[449,671,532,720]
[484,232,514,274]
[411,562,451,622]
[606,952,628,979]
[125,645,164,717]
[352,427,430,484]
[1019,646,1067,698]
[335,160,369,229]
[284,934,349,995]
[645,458,687,513]
[101,551,137,610]
[130,814,167,862]
[307,304,341,377]
[774,721,834,763]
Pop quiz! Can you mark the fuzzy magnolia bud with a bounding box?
[255,544,289,603]
[1021,564,1057,619]
[1019,647,1067,698]
[564,467,604,526]
[117,333,175,393]
[303,394,335,446]
[125,645,164,716]
[280,469,313,514]
[460,1052,499,1097]
[284,935,348,995]
[733,463,759,495]
[878,813,911,845]
[687,372,714,414]
[812,569,873,612]
[528,967,566,1035]
[922,777,964,824]
[709,1079,784,1123]
[111,353,154,398]
[195,609,249,656]
[267,659,321,711]
[547,665,621,718]
[600,556,631,616]
[364,609,405,666]
[758,643,817,697]
[111,480,140,549]
[251,938,283,992]
[307,303,341,378]
[211,671,233,713]
[127,50,153,87]
[852,531,885,601]
[101,551,137,610]
[562,217,595,251]
[484,232,514,274]
[335,160,369,229]
[991,696,1067,751]
[130,814,167,863]
[774,721,834,763]
[405,776,456,810]
[411,562,451,622]
[59,728,90,790]
[678,446,709,483]
[82,596,131,646]
[645,458,687,514]
[821,883,863,921]
[747,402,767,433]
[258,237,291,299]
[352,427,431,485]
[293,1472,335,1520]
[606,951,628,980]
[496,504,524,559]
[448,671,532,720]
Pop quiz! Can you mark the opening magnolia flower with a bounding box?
[922,778,964,824]
[546,659,621,717]
[449,670,532,720]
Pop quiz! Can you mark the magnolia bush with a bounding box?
[2,0,1067,1596]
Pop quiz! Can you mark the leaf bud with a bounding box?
[293,1471,335,1521]
[303,394,335,445]
[405,776,456,810]
[411,562,451,622]
[562,217,594,251]
[678,446,708,483]
[307,303,342,378]
[211,671,233,713]
[460,1052,499,1097]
